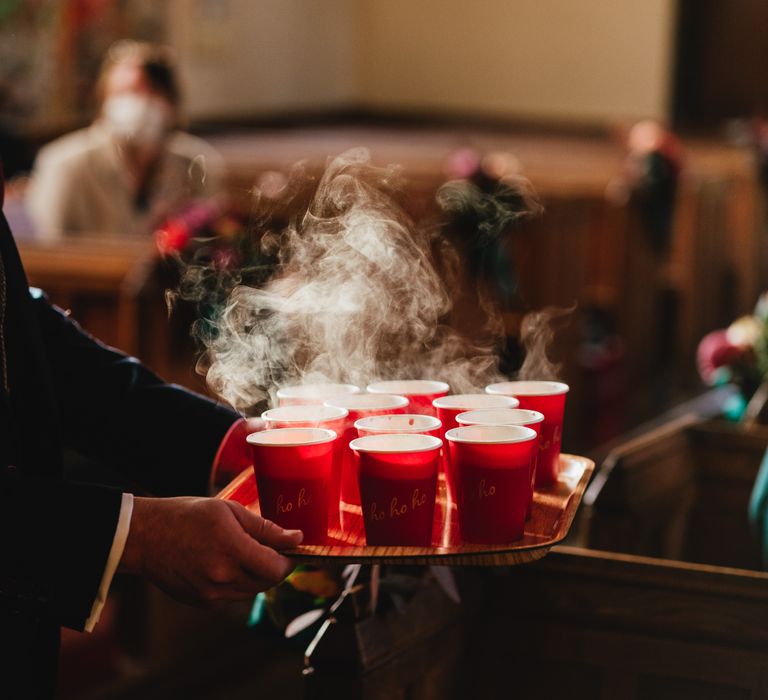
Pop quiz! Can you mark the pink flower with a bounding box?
[697,329,746,383]
[444,148,481,180]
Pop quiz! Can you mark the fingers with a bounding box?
[239,542,295,584]
[223,502,300,583]
[227,501,304,549]
[137,496,299,608]
[202,552,289,601]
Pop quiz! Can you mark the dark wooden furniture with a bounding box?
[547,399,768,697]
[17,237,207,391]
[583,415,766,570]
[17,236,156,355]
[674,0,768,128]
[476,545,768,700]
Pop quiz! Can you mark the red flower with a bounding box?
[155,220,191,256]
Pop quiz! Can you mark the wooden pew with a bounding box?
[583,407,766,569]
[560,396,768,696]
[17,236,156,356]
[479,546,768,699]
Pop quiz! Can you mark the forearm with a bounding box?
[33,294,240,495]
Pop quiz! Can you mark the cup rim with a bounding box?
[445,425,537,445]
[275,382,361,400]
[366,379,450,396]
[324,394,410,411]
[485,380,569,397]
[246,427,337,447]
[432,393,519,410]
[262,405,349,423]
[354,413,442,433]
[350,433,443,453]
[456,408,545,427]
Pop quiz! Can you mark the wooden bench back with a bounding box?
[584,416,768,570]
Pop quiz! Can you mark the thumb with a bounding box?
[226,501,304,549]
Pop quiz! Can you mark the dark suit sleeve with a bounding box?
[0,201,238,634]
[1,296,240,631]
[31,292,240,497]
[0,468,123,631]
[0,209,133,632]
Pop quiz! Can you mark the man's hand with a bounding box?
[119,496,302,605]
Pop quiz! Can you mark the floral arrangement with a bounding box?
[154,197,275,280]
[153,196,283,343]
[697,293,768,420]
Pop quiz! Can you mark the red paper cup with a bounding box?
[445,425,536,544]
[349,434,441,546]
[432,394,520,502]
[456,408,545,518]
[324,394,410,507]
[366,380,449,417]
[246,427,336,544]
[354,413,442,439]
[485,381,569,487]
[261,405,348,529]
[276,382,360,407]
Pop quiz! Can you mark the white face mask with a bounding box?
[102,93,170,146]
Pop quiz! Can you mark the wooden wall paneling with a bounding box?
[663,171,697,383]
[694,177,730,342]
[586,197,626,311]
[667,148,763,390]
[666,172,729,389]
[725,167,763,315]
[674,0,768,128]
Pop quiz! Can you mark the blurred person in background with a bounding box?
[26,40,223,240]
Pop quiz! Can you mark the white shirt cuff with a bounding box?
[83,492,134,633]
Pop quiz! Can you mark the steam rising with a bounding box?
[176,149,564,415]
[195,149,513,414]
[518,305,575,381]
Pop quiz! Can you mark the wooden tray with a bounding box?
[217,454,594,566]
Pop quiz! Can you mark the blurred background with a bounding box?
[4,1,768,698]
